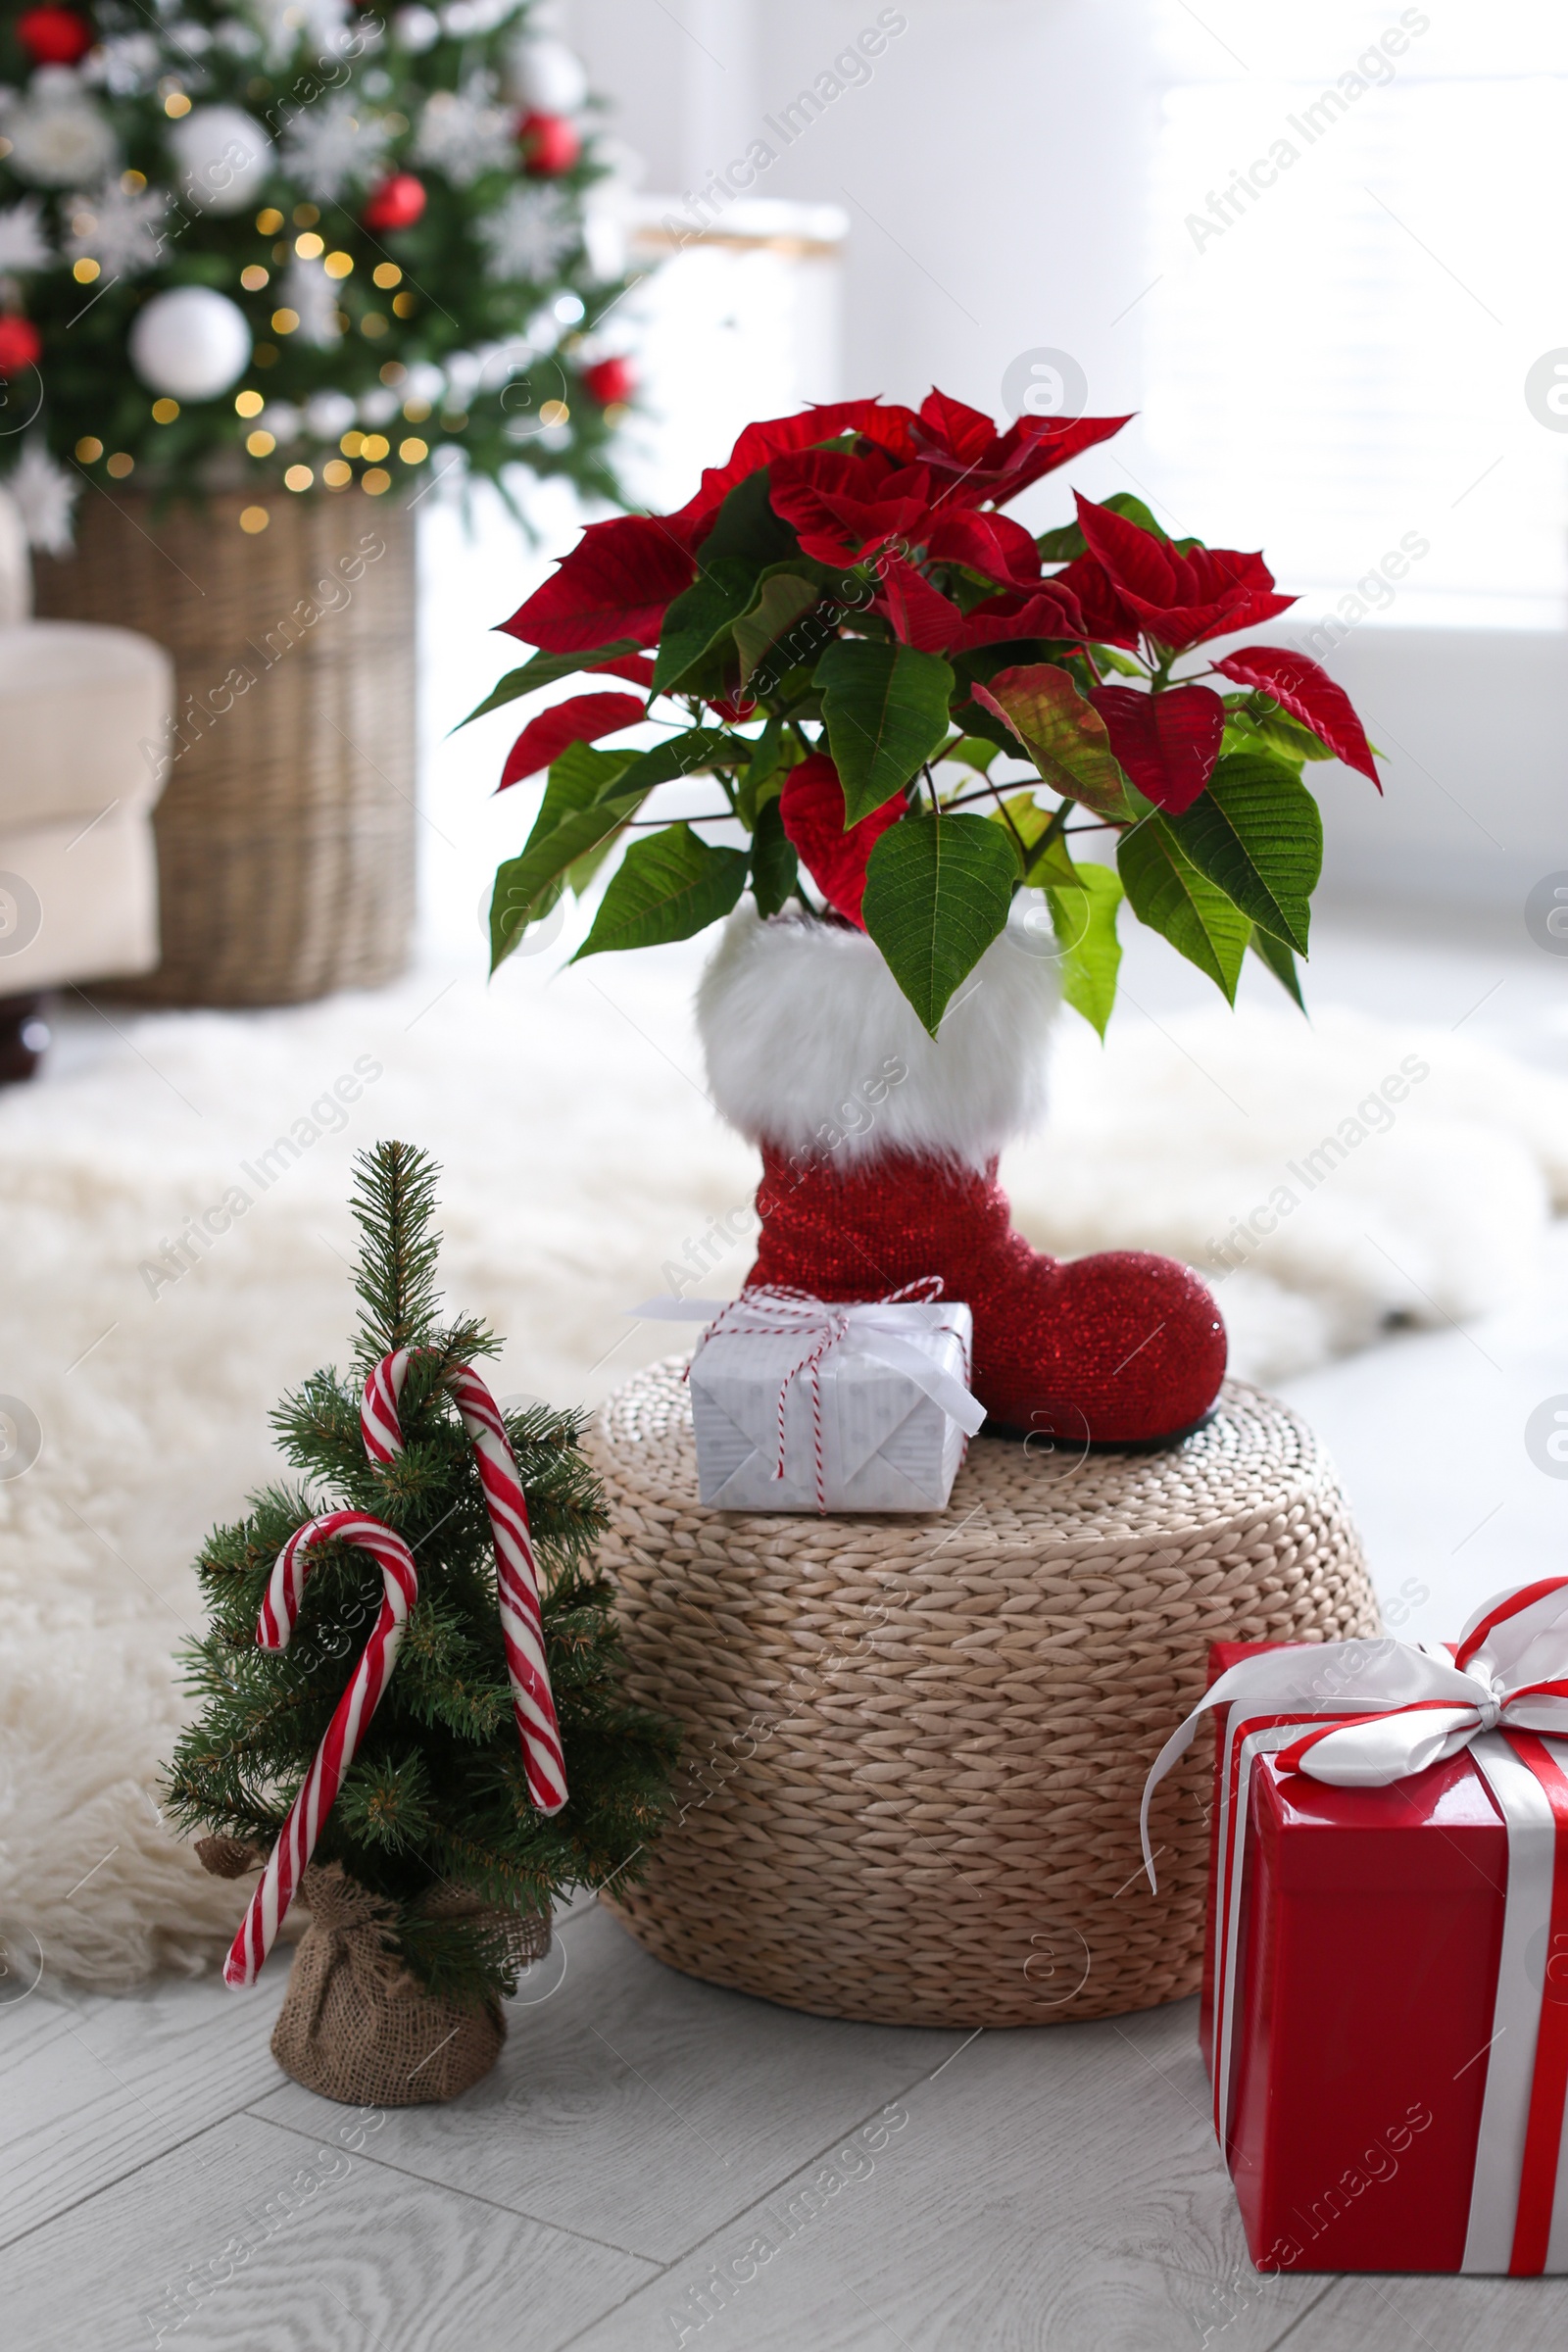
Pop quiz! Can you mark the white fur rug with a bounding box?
[5,938,1566,1989]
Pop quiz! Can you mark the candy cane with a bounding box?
[362,1349,566,1817]
[224,1511,417,1987]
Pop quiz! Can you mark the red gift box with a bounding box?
[1139,1587,1568,2277]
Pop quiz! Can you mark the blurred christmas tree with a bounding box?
[0,2,634,548]
[166,1140,675,2005]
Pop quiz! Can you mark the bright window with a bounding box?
[1144,2,1568,627]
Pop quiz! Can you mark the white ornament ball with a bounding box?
[259,402,302,444]
[304,390,358,440]
[7,82,119,188]
[165,106,272,217]
[394,7,441,53]
[128,288,253,403]
[505,36,588,114]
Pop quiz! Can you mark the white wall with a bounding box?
[566,0,1157,512]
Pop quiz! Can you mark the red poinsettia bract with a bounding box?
[1211,646,1380,787]
[499,692,647,789]
[876,560,1087,658]
[779,755,903,925]
[1088,684,1227,813]
[501,393,1137,660]
[502,516,695,654]
[1069,495,1297,654]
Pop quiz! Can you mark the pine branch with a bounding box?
[351,1141,444,1369]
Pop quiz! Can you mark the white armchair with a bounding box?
[0,485,172,1078]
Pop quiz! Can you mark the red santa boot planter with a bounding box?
[696,907,1227,1448]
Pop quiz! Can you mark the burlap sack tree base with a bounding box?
[261,1864,547,2106]
[589,1369,1381,2030]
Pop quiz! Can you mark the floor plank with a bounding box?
[252,1902,964,2264]
[562,1998,1334,2352]
[0,2109,657,2352]
[1280,2273,1568,2348]
[0,1972,288,2249]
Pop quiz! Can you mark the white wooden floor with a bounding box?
[8,907,1568,2347]
[5,1874,1568,2350]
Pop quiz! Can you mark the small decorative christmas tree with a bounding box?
[166,1140,675,2097]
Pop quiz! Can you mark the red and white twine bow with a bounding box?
[223,1354,564,1988]
[696,1279,977,1513]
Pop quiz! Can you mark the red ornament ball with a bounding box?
[0,317,43,376]
[517,112,581,176]
[582,356,635,408]
[362,172,426,232]
[17,5,93,66]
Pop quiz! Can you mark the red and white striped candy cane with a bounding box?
[224,1510,417,1988]
[362,1350,566,1817]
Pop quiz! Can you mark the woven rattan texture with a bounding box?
[34,491,416,1006]
[591,1363,1380,2028]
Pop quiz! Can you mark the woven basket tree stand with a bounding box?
[33,488,416,1007]
[590,1367,1380,2030]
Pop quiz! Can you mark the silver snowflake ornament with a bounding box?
[0,199,51,274]
[7,441,78,556]
[413,74,515,187]
[280,95,393,202]
[477,185,580,283]
[65,178,170,277]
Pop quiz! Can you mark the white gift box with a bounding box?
[633,1290,983,1513]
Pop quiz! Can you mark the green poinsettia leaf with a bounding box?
[695,466,801,571]
[652,558,760,694]
[1249,922,1307,1010]
[1165,752,1322,956]
[1035,520,1086,564]
[987,794,1079,888]
[1221,695,1338,765]
[1045,861,1124,1039]
[860,811,1020,1037]
[970,663,1136,821]
[649,470,809,696]
[749,798,799,918]
[734,571,824,691]
[1033,493,1167,572]
[734,712,795,828]
[490,743,647,970]
[816,639,956,825]
[452,639,642,732]
[1117,818,1250,1003]
[942,735,1004,773]
[572,824,750,960]
[1102,491,1171,540]
[612,727,735,794]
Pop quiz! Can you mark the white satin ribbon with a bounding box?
[1142,1576,1568,1887]
[1140,1576,1568,2275]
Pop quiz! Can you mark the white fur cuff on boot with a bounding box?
[695,903,1058,1169]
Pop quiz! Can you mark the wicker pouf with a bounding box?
[33,488,416,1006]
[590,1365,1379,2029]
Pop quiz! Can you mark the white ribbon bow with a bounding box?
[1141,1575,1568,1890]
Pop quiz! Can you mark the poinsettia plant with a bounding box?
[466,391,1379,1037]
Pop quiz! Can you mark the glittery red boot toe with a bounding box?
[749,1145,1225,1446]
